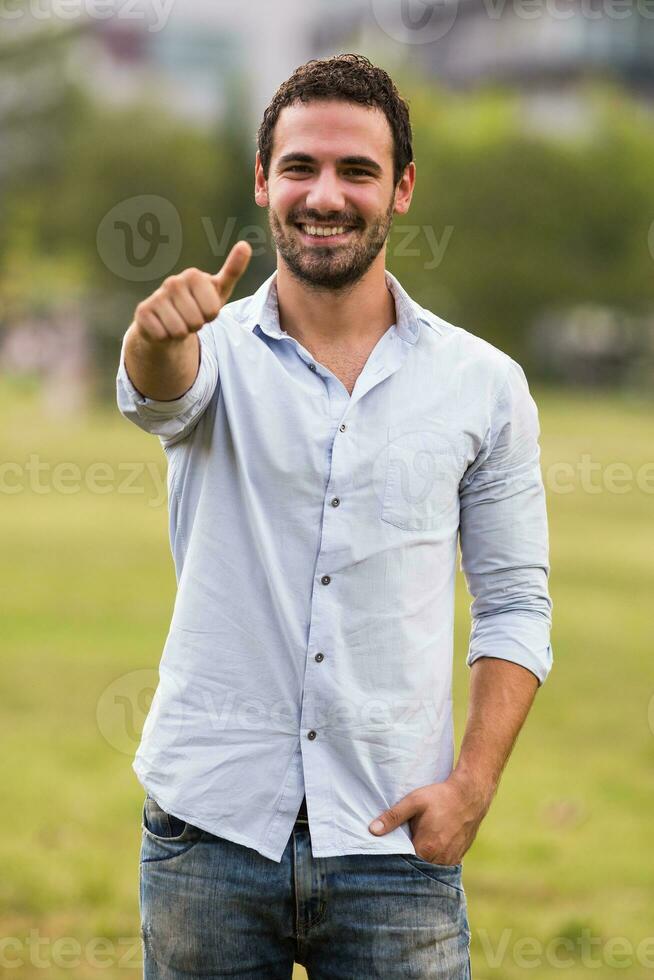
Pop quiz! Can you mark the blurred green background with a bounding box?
[2,2,653,978]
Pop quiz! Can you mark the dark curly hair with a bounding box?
[257,54,413,187]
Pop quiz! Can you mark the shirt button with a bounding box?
[339,423,347,432]
[307,730,317,740]
[331,497,340,507]
[309,363,317,372]
[315,652,324,662]
[320,575,331,586]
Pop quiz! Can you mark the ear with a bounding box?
[393,161,416,216]
[254,151,269,208]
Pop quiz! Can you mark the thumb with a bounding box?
[211,240,252,297]
[369,795,416,836]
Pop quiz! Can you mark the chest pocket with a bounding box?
[381,427,464,532]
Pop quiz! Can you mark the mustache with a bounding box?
[289,212,362,228]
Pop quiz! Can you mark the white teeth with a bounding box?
[302,225,346,237]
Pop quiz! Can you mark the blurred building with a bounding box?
[528,305,654,387]
[62,0,654,140]
[67,0,369,129]
[400,0,654,135]
[416,0,654,88]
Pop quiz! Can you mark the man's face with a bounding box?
[255,100,411,291]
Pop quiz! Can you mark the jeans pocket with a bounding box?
[398,853,465,895]
[141,795,204,861]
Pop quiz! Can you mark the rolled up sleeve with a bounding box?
[458,357,553,686]
[115,325,219,448]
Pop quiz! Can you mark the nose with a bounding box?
[304,168,346,215]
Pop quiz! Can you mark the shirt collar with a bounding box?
[241,269,421,346]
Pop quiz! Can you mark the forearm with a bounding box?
[123,322,200,401]
[452,656,539,813]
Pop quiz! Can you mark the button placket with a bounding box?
[300,408,354,844]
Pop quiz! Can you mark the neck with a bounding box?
[275,254,396,350]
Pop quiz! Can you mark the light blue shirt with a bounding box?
[116,269,553,863]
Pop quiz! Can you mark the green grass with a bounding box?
[1,379,652,979]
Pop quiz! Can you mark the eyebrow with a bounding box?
[276,153,383,175]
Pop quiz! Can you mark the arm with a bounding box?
[123,325,200,402]
[369,357,553,862]
[458,357,553,686]
[116,242,252,446]
[451,655,539,816]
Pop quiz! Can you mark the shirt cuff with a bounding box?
[116,328,219,445]
[466,611,553,686]
[117,332,204,415]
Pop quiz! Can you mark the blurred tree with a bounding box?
[0,14,90,318]
[0,14,260,400]
[390,80,654,375]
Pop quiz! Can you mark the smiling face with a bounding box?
[255,99,415,291]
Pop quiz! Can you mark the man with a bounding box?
[117,54,553,979]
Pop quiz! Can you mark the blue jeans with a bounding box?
[139,794,472,978]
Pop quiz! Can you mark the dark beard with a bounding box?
[269,198,395,293]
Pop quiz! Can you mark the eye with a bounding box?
[343,168,372,177]
[286,165,311,173]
